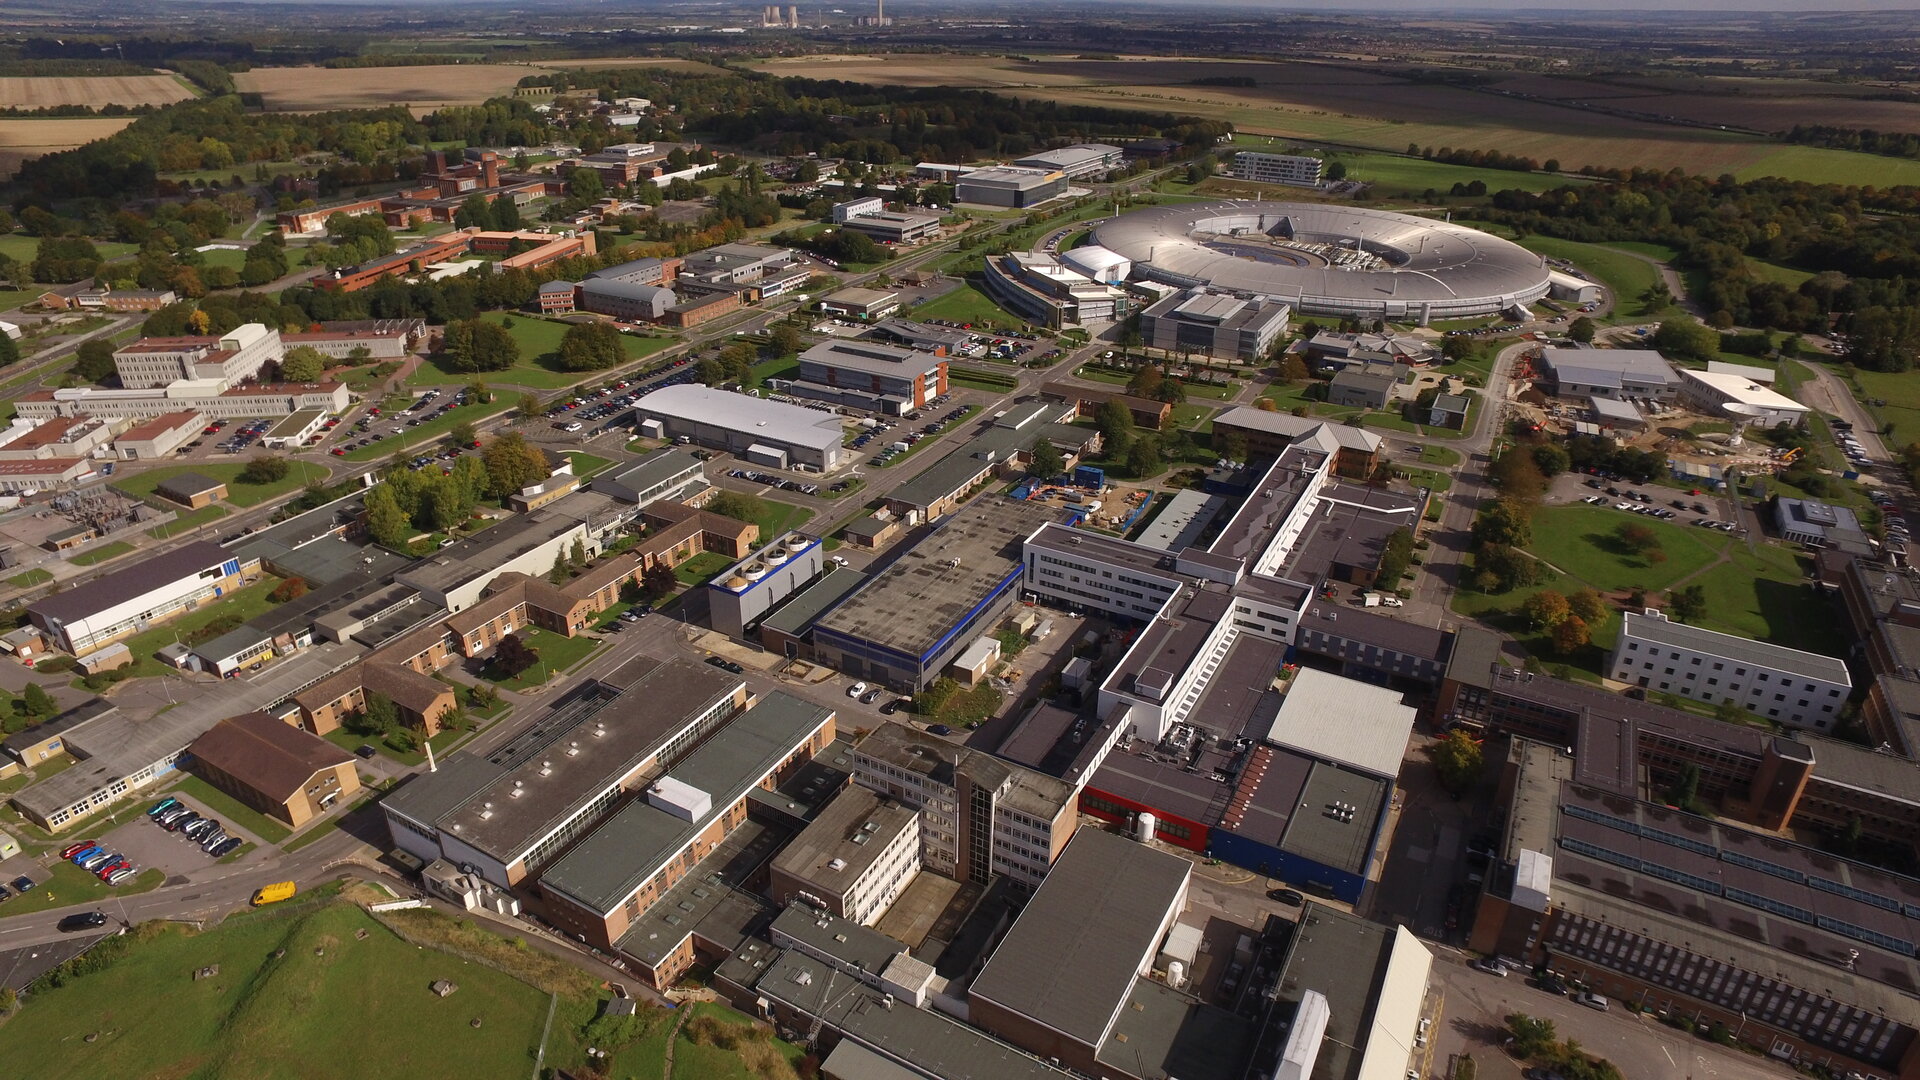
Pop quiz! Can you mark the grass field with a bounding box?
[0,117,138,178]
[8,567,52,587]
[234,64,547,112]
[1848,365,1920,451]
[1682,542,1843,654]
[172,774,293,844]
[0,75,193,108]
[70,540,133,566]
[112,459,328,509]
[1527,504,1723,594]
[0,233,138,265]
[146,503,229,539]
[1506,234,1671,322]
[2,902,561,1080]
[484,625,600,689]
[673,550,735,587]
[4,860,164,916]
[564,451,616,478]
[744,53,1920,185]
[406,313,676,390]
[910,280,1029,330]
[112,576,283,679]
[1240,137,1594,198]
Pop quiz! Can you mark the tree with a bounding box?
[1522,590,1571,629]
[557,320,625,372]
[71,338,117,384]
[1432,729,1483,794]
[1325,161,1347,181]
[570,537,587,570]
[364,691,400,734]
[1095,398,1135,451]
[1665,762,1702,813]
[767,323,802,356]
[1505,1014,1557,1059]
[279,345,327,382]
[444,318,519,373]
[1567,587,1608,625]
[1441,334,1478,364]
[549,549,572,585]
[1669,583,1708,623]
[1616,521,1659,554]
[449,420,478,448]
[1651,318,1721,364]
[1125,434,1161,478]
[1028,438,1064,480]
[1221,430,1250,462]
[1127,364,1163,399]
[490,632,540,679]
[518,392,542,420]
[1472,498,1533,548]
[642,561,678,600]
[483,432,550,497]
[1551,614,1591,655]
[1568,315,1596,343]
[270,578,310,603]
[365,484,412,548]
[238,455,291,485]
[706,489,766,526]
[22,683,57,720]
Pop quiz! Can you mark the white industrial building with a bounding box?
[1546,269,1603,304]
[1264,667,1418,781]
[633,384,844,471]
[1609,610,1851,731]
[1677,366,1810,428]
[1011,143,1125,179]
[1139,288,1291,361]
[1537,348,1680,401]
[956,166,1067,208]
[1229,151,1324,187]
[113,323,283,390]
[26,541,250,656]
[1059,244,1132,284]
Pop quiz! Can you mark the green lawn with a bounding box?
[112,460,328,509]
[673,550,736,586]
[1526,504,1725,594]
[2,861,164,916]
[0,286,36,311]
[1167,402,1216,431]
[322,721,467,769]
[172,774,293,844]
[146,503,230,539]
[1508,234,1671,323]
[192,245,252,271]
[910,280,1030,330]
[1731,143,1920,187]
[744,355,799,393]
[483,625,600,690]
[1323,148,1597,199]
[565,451,616,478]
[731,497,812,542]
[7,567,52,587]
[405,313,677,390]
[70,541,134,566]
[0,235,138,263]
[1850,366,1920,449]
[1258,379,1361,419]
[1451,566,1623,677]
[342,398,515,462]
[282,795,370,853]
[1684,542,1843,654]
[0,902,560,1080]
[1394,466,1452,492]
[1420,444,1462,467]
[114,576,283,679]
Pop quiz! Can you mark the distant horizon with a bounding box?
[127,0,1920,10]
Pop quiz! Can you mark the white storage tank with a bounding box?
[1135,811,1157,843]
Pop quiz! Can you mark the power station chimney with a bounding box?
[876,0,884,23]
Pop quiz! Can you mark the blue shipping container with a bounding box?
[1073,465,1105,489]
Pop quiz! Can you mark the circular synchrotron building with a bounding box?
[1091,201,1552,322]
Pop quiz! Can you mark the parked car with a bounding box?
[860,687,883,704]
[209,836,243,858]
[11,875,35,893]
[847,681,869,698]
[147,797,180,818]
[57,911,109,932]
[356,744,378,759]
[1575,991,1610,1011]
[60,841,97,859]
[1267,888,1305,906]
[69,845,105,866]
[1471,957,1508,976]
[81,851,118,871]
[880,698,909,716]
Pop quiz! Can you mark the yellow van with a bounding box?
[250,881,296,906]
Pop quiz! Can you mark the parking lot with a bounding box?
[91,793,261,879]
[1558,472,1737,533]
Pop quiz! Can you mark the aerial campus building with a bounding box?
[632,384,845,471]
[1092,201,1552,323]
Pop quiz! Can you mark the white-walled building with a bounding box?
[1609,610,1852,731]
[1677,366,1810,428]
[113,323,283,390]
[767,785,922,925]
[27,541,250,656]
[1230,152,1325,187]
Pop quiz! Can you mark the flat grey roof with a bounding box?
[1211,407,1382,452]
[593,447,702,500]
[1277,762,1389,878]
[885,400,1081,511]
[769,785,917,901]
[1094,201,1549,309]
[798,340,929,379]
[769,901,906,977]
[435,661,743,862]
[817,497,1060,665]
[1096,977,1255,1080]
[1272,903,1397,1080]
[1136,489,1229,552]
[1541,347,1677,389]
[634,384,844,451]
[855,722,1075,821]
[1266,667,1417,779]
[581,278,674,303]
[155,471,225,498]
[726,945,1073,1080]
[397,493,614,595]
[30,540,231,625]
[969,829,1190,1047]
[1621,611,1850,686]
[868,318,970,351]
[615,818,782,969]
[1107,585,1234,701]
[540,691,832,914]
[760,567,868,638]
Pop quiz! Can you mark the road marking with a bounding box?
[1663,1044,1676,1066]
